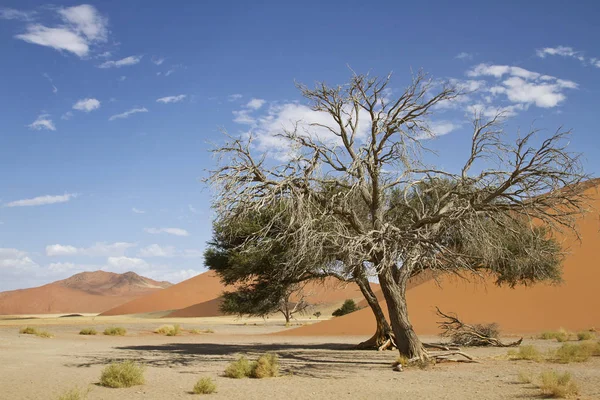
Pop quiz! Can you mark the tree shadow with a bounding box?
[66,342,395,378]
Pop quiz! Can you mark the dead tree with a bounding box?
[208,71,590,361]
[436,307,522,347]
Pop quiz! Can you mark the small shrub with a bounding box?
[99,360,145,388]
[193,377,217,394]
[56,386,90,400]
[190,328,214,334]
[251,353,279,378]
[20,326,38,335]
[517,370,534,384]
[79,328,97,336]
[155,324,181,336]
[313,311,321,319]
[36,330,54,338]
[539,370,578,398]
[577,331,595,341]
[552,343,592,363]
[103,327,126,336]
[224,356,252,379]
[394,355,410,368]
[508,345,543,362]
[539,328,571,342]
[332,299,358,317]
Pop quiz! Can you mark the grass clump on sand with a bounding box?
[224,354,280,379]
[539,370,579,398]
[99,361,145,388]
[517,370,534,384]
[36,330,54,338]
[539,329,571,342]
[224,356,253,378]
[79,328,97,336]
[190,328,215,334]
[508,345,543,362]
[19,326,38,335]
[250,353,279,378]
[577,331,595,341]
[103,327,126,336]
[56,386,90,400]
[550,342,598,363]
[155,324,181,336]
[193,377,217,395]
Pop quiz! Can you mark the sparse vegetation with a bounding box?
[332,299,358,317]
[56,386,90,400]
[551,343,593,363]
[539,328,571,342]
[539,370,579,398]
[577,330,595,341]
[193,377,217,395]
[19,326,38,335]
[79,328,97,335]
[517,370,534,384]
[508,345,543,362]
[250,353,279,378]
[37,330,54,338]
[394,355,410,368]
[103,327,126,336]
[313,311,321,319]
[190,328,214,334]
[99,360,145,388]
[154,324,181,336]
[224,356,252,379]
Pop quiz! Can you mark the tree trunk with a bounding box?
[354,274,393,349]
[378,265,427,360]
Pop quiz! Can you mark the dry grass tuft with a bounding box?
[577,331,595,341]
[251,353,279,378]
[539,328,571,342]
[508,345,543,362]
[155,324,181,336]
[99,360,145,388]
[550,343,593,363]
[103,327,126,336]
[190,328,214,334]
[539,370,579,398]
[193,377,217,394]
[517,370,534,384]
[224,356,252,379]
[56,386,90,400]
[19,326,38,335]
[36,330,54,338]
[79,328,97,336]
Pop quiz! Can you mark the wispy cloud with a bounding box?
[151,56,165,65]
[98,55,142,68]
[455,52,473,60]
[144,227,189,237]
[46,242,135,257]
[138,244,176,257]
[156,95,186,104]
[13,5,108,57]
[246,98,266,110]
[5,193,78,207]
[28,114,56,131]
[0,7,36,21]
[536,45,600,68]
[73,98,100,112]
[61,111,73,120]
[42,73,58,93]
[228,94,243,102]
[132,207,145,214]
[109,107,148,121]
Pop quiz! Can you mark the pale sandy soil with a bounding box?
[1,316,599,400]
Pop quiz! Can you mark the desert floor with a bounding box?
[0,315,599,399]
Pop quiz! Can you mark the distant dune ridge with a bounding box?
[0,271,171,315]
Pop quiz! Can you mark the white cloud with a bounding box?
[228,94,243,102]
[14,5,108,57]
[455,52,473,60]
[98,55,142,68]
[536,46,580,59]
[466,103,527,118]
[73,98,100,112]
[466,63,577,108]
[0,248,37,270]
[151,269,201,283]
[132,207,145,214]
[428,121,459,137]
[28,114,56,131]
[106,256,149,272]
[151,56,165,65]
[156,95,186,104]
[0,8,36,21]
[46,242,136,257]
[246,98,266,110]
[61,111,74,120]
[138,244,176,257]
[5,193,77,207]
[43,73,58,93]
[48,262,79,273]
[144,227,189,237]
[109,107,148,121]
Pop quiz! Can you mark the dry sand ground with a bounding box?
[1,316,599,399]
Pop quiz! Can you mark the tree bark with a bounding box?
[377,265,427,360]
[354,274,393,349]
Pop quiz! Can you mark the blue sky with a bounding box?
[0,1,599,291]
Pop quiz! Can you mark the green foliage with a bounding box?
[79,328,97,335]
[508,345,543,362]
[250,353,279,378]
[19,326,38,335]
[103,327,126,336]
[193,377,217,395]
[539,371,578,398]
[332,299,358,317]
[224,356,252,379]
[577,330,595,341]
[99,361,145,388]
[56,387,90,400]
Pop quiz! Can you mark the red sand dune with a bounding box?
[100,270,226,316]
[164,277,379,318]
[280,184,600,336]
[0,271,171,315]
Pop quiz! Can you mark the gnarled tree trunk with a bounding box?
[354,274,393,349]
[378,265,427,360]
